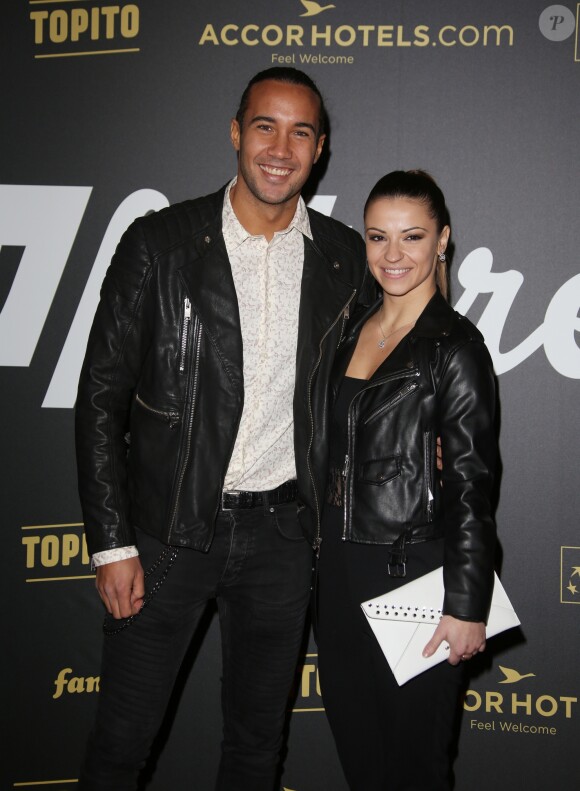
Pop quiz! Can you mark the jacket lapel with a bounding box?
[370,335,417,382]
[177,224,244,388]
[296,236,358,371]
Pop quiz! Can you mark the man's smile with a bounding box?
[259,164,294,177]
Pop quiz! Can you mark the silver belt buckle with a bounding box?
[220,490,236,511]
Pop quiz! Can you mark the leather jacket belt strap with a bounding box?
[387,520,446,578]
[220,480,298,510]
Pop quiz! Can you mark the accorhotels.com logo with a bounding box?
[197,0,514,63]
[29,0,140,59]
[464,665,578,737]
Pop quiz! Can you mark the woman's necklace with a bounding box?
[376,312,415,349]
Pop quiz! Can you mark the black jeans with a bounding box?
[79,502,312,791]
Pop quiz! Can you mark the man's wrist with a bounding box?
[92,546,139,567]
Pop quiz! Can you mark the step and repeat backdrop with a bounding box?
[2,1,579,789]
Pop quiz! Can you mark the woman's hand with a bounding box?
[422,615,486,665]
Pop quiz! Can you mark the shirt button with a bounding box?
[333,261,340,269]
[204,235,211,244]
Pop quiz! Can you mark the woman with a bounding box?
[315,170,497,790]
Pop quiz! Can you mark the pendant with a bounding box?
[378,339,385,349]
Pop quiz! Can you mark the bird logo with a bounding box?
[498,665,536,684]
[299,0,336,17]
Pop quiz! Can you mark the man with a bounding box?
[75,67,367,790]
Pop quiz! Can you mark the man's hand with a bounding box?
[95,557,145,619]
[422,615,486,665]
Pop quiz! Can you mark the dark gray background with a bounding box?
[2,1,579,788]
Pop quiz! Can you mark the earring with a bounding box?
[438,252,446,262]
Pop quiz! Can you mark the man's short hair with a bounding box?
[235,67,328,140]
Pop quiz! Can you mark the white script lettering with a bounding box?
[455,247,580,378]
[1,189,578,410]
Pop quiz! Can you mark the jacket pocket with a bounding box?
[359,456,401,486]
[135,394,181,429]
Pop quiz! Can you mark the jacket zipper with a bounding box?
[179,297,192,373]
[342,371,420,541]
[135,394,180,429]
[342,390,359,541]
[362,377,420,424]
[336,302,350,350]
[424,430,434,521]
[309,291,357,555]
[168,314,202,540]
[342,450,351,541]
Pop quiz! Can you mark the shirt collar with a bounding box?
[222,178,313,248]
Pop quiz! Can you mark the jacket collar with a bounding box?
[177,186,359,387]
[412,289,455,338]
[222,178,313,246]
[348,288,454,343]
[297,236,358,352]
[333,289,456,390]
[177,185,243,386]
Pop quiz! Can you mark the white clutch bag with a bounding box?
[360,568,520,686]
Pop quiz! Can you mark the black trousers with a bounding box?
[316,507,465,791]
[79,502,312,791]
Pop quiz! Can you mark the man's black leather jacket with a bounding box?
[325,291,498,622]
[75,186,367,557]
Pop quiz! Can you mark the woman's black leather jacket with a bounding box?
[326,290,498,622]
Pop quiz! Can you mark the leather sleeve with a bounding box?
[75,219,154,555]
[438,339,498,622]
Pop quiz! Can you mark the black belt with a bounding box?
[220,480,298,510]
